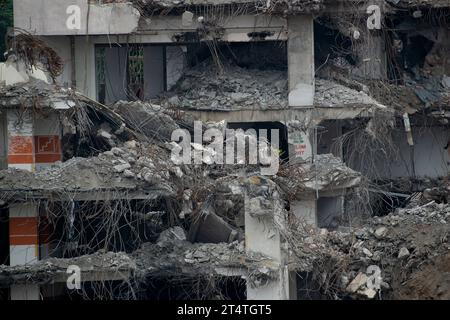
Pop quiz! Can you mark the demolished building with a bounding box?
[0,0,449,300]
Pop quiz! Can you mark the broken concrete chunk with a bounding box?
[111,147,125,156]
[374,227,388,239]
[363,248,373,257]
[98,129,112,140]
[123,169,135,178]
[157,226,186,247]
[346,272,368,293]
[114,163,131,173]
[125,140,137,149]
[442,76,450,89]
[188,206,242,244]
[357,287,377,299]
[398,247,410,259]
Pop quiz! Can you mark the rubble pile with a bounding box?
[300,201,450,299]
[0,79,75,109]
[164,60,289,110]
[386,0,450,8]
[276,154,362,199]
[111,101,185,142]
[164,60,386,111]
[315,80,384,108]
[0,141,177,198]
[0,251,134,287]
[133,227,275,279]
[0,227,276,288]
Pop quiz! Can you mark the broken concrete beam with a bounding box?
[188,206,242,244]
[14,0,141,36]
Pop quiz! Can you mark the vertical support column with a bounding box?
[33,112,62,171]
[9,203,40,300]
[244,177,296,300]
[7,109,40,299]
[287,122,318,226]
[288,14,315,107]
[33,113,61,262]
[7,110,35,171]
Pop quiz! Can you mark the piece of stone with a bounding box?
[114,163,131,173]
[123,169,135,178]
[374,227,388,239]
[398,247,410,259]
[346,272,368,293]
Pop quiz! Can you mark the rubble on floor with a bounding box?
[0,79,76,109]
[0,251,134,287]
[0,141,177,201]
[0,229,276,288]
[161,60,387,111]
[291,201,450,299]
[126,0,324,16]
[386,0,450,8]
[276,154,362,199]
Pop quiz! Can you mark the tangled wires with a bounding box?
[8,28,63,81]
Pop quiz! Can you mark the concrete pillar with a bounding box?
[286,122,318,227]
[7,109,39,299]
[244,178,296,300]
[7,109,35,171]
[6,110,61,300]
[9,203,40,300]
[33,112,62,171]
[287,128,313,163]
[287,15,315,107]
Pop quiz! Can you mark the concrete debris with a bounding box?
[374,227,388,239]
[314,80,385,109]
[112,101,182,142]
[0,79,76,109]
[386,0,450,8]
[161,60,386,111]
[127,0,324,15]
[300,201,450,299]
[0,140,175,197]
[346,272,368,293]
[398,247,410,259]
[1,0,450,301]
[0,251,134,287]
[164,60,288,110]
[275,154,361,199]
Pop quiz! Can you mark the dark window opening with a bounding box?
[95,44,168,104]
[314,19,357,70]
[185,41,287,71]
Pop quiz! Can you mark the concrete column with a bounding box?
[287,15,315,107]
[7,109,35,171]
[33,112,62,171]
[244,178,296,300]
[7,109,39,299]
[287,128,313,163]
[9,203,40,300]
[6,109,61,300]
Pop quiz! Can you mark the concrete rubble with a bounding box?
[161,60,386,111]
[0,0,449,301]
